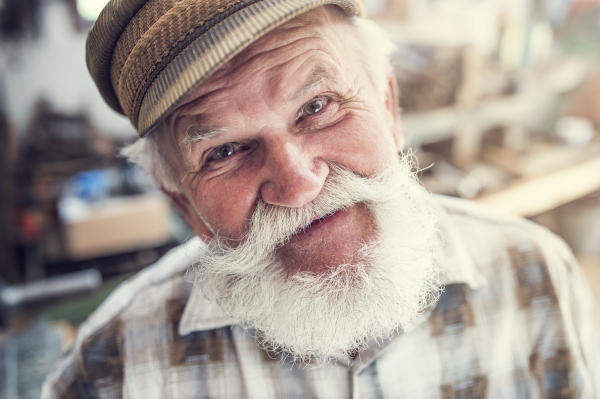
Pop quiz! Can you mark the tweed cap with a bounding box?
[86,0,365,136]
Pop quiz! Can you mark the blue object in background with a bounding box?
[70,169,113,202]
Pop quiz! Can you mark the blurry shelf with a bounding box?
[483,140,600,178]
[403,57,590,147]
[46,242,178,278]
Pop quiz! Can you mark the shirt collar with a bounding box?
[178,242,236,336]
[179,201,487,336]
[435,206,488,289]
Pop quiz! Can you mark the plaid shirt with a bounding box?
[42,196,600,398]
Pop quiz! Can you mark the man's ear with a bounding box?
[161,186,214,242]
[384,73,404,152]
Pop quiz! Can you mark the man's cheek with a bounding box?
[195,188,257,239]
[323,119,396,171]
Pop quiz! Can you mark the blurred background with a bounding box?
[1,0,600,397]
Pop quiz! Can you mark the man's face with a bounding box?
[156,8,441,361]
[164,7,402,274]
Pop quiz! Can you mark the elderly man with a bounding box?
[43,0,600,398]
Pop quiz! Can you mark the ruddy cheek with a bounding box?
[198,176,260,239]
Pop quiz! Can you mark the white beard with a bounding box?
[191,155,443,364]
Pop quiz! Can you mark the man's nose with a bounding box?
[260,138,328,208]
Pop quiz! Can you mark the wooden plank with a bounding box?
[482,141,600,178]
[474,157,600,217]
[64,194,172,260]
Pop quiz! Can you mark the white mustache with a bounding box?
[200,162,408,276]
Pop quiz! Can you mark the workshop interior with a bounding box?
[1,0,600,397]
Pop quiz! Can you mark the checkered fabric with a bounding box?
[42,196,600,398]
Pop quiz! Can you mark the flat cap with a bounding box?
[86,0,365,136]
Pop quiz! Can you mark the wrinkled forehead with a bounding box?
[216,6,350,76]
[168,6,354,122]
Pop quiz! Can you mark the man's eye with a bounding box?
[212,143,237,160]
[302,98,325,115]
[202,142,251,168]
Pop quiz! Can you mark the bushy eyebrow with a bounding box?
[292,64,335,102]
[180,125,227,146]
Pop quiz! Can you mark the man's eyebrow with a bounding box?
[292,65,335,101]
[180,125,227,146]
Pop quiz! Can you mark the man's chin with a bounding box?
[275,239,372,276]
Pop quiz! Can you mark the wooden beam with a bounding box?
[474,157,600,217]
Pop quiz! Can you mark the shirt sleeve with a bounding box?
[535,225,600,397]
[41,346,98,399]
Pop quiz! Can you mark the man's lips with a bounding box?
[300,208,347,236]
[276,203,375,274]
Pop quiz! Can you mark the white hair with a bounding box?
[120,129,181,193]
[121,15,397,192]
